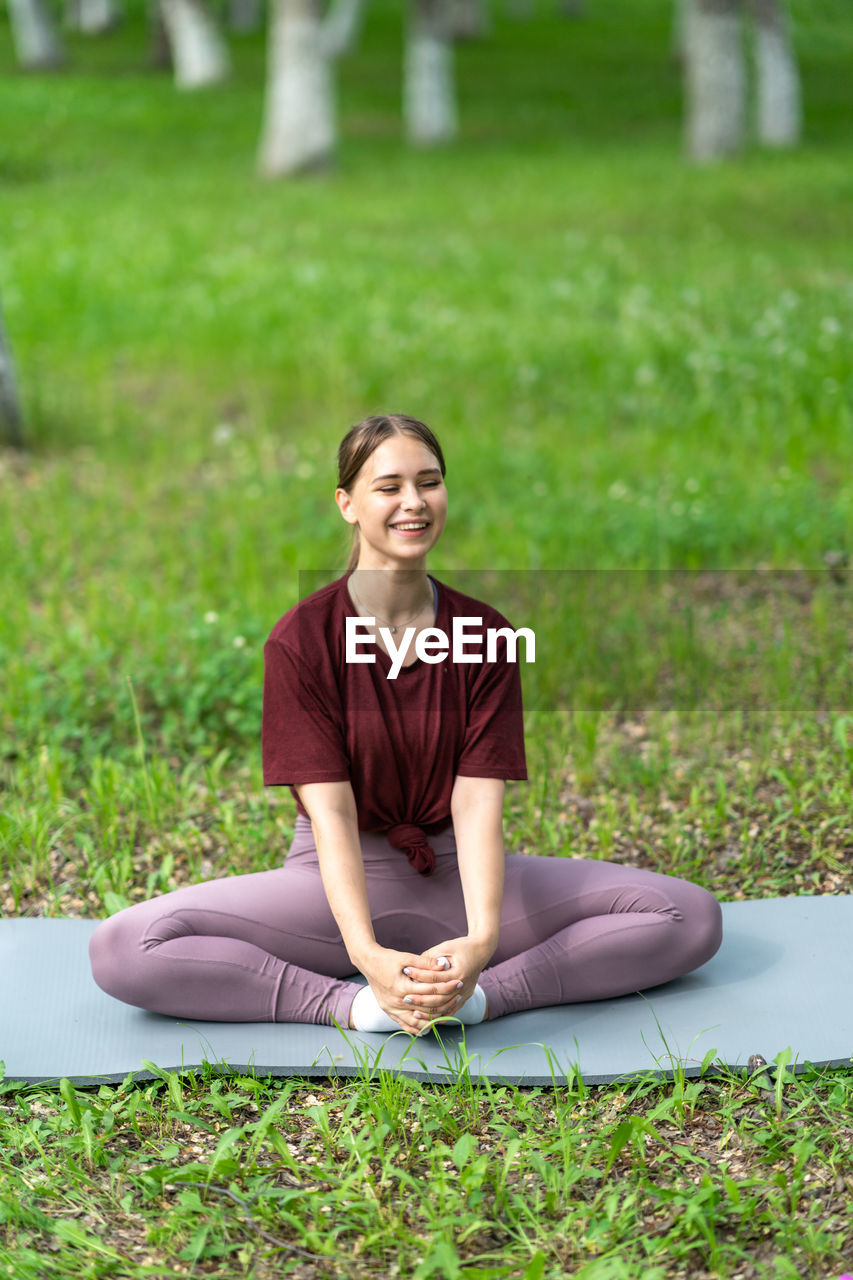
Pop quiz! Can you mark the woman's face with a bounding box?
[335,434,447,569]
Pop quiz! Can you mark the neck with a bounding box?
[348,565,432,622]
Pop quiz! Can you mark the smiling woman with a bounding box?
[88,413,723,1041]
[335,413,448,576]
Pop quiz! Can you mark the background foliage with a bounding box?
[2,0,852,782]
[2,4,853,1277]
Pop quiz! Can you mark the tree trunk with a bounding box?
[147,0,173,67]
[750,0,801,146]
[160,0,231,88]
[7,0,65,68]
[0,306,24,450]
[228,0,263,32]
[448,0,489,40]
[258,0,336,176]
[684,0,746,161]
[405,0,457,145]
[320,0,366,57]
[65,0,121,33]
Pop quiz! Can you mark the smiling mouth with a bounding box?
[390,522,430,532]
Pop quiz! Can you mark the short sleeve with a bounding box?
[262,637,351,787]
[454,631,528,780]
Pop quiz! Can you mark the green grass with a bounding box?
[1,0,853,1274]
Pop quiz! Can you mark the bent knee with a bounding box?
[684,888,723,971]
[88,909,147,1005]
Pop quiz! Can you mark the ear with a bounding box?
[335,487,358,526]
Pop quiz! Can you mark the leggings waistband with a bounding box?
[288,813,457,864]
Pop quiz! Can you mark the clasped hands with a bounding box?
[362,936,493,1037]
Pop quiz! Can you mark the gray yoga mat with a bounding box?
[2,895,851,1088]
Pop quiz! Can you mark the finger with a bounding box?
[404,993,458,1024]
[406,956,450,974]
[405,965,462,985]
[406,1016,431,1036]
[406,983,462,1003]
[393,1012,424,1036]
[421,1006,461,1029]
[406,994,460,1013]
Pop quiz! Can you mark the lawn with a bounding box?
[1,0,852,1274]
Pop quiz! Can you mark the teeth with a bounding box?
[394,523,427,531]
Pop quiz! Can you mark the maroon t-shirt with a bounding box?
[262,571,528,875]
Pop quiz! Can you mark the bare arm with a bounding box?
[294,780,380,971]
[449,775,506,955]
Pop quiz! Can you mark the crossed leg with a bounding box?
[89,843,722,1030]
[88,863,363,1029]
[478,852,723,1020]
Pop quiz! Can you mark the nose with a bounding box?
[400,486,426,509]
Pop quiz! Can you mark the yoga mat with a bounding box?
[2,896,851,1088]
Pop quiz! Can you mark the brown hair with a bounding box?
[337,414,446,571]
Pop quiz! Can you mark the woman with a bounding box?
[89,414,723,1038]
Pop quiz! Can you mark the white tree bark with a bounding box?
[750,0,801,146]
[161,0,231,88]
[405,0,458,145]
[7,0,65,68]
[320,0,366,57]
[684,0,746,161]
[0,304,24,450]
[65,0,120,33]
[258,0,336,176]
[228,0,263,32]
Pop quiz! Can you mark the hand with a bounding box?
[401,936,494,1032]
[358,946,465,1037]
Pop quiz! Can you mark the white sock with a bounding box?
[349,981,488,1033]
[350,984,399,1033]
[454,983,487,1025]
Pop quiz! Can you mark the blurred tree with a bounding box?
[160,0,231,87]
[751,0,801,146]
[320,0,366,56]
[7,0,65,67]
[684,0,746,159]
[684,0,801,161]
[404,0,457,144]
[258,0,336,175]
[0,303,24,450]
[64,0,121,34]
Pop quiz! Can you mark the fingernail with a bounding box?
[404,996,413,1003]
[436,956,450,969]
[456,981,464,989]
[403,968,412,977]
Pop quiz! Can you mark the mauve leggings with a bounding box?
[88,814,723,1030]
